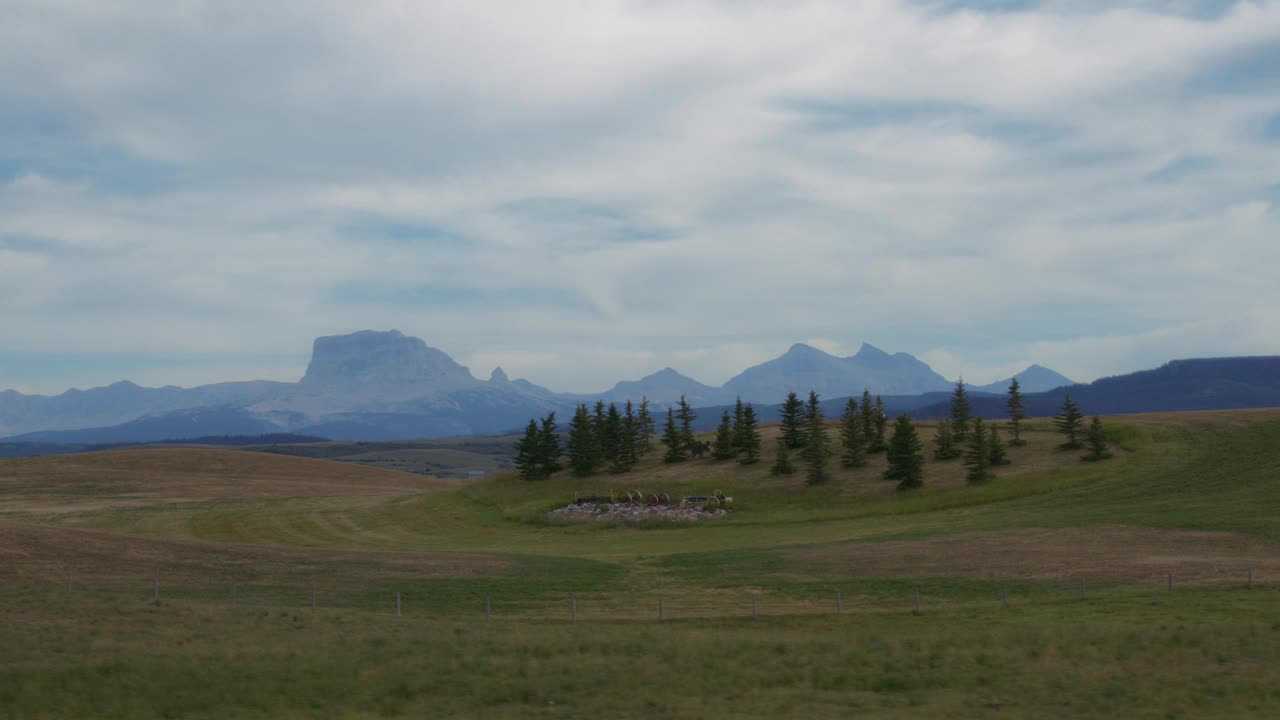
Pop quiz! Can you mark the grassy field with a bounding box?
[248,436,519,478]
[3,410,1280,718]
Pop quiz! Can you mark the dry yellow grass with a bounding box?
[0,447,457,516]
[0,519,509,584]
[0,449,495,587]
[784,525,1280,583]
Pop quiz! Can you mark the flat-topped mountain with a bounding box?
[0,330,1080,444]
[300,330,476,390]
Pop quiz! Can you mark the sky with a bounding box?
[2,0,1279,396]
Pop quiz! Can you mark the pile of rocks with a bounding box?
[548,502,730,523]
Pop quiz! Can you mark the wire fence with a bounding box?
[7,568,1269,623]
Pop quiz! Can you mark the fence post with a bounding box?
[752,594,757,620]
[570,594,576,624]
[67,575,72,593]
[396,592,401,617]
[658,597,664,622]
[1002,586,1008,609]
[232,583,237,607]
[912,591,922,615]
[1249,567,1254,590]
[1080,577,1087,599]
[312,590,317,609]
[836,591,842,615]
[1168,573,1173,592]
[153,576,159,603]
[485,596,491,622]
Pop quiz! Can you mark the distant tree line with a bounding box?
[888,377,1112,490]
[770,389,890,486]
[512,412,565,481]
[513,379,1113,484]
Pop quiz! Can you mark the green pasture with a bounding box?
[3,410,1280,717]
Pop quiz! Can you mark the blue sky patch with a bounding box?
[1146,155,1213,183]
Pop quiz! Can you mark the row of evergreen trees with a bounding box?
[513,398,657,480]
[880,379,1113,492]
[515,381,1113,484]
[514,394,767,480]
[565,398,658,477]
[929,379,1012,486]
[1053,392,1112,461]
[769,390,890,486]
[512,413,562,481]
[701,398,764,465]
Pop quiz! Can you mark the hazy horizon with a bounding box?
[0,328,1208,398]
[3,1,1278,395]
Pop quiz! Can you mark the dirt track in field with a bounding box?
[0,520,509,583]
[786,525,1280,582]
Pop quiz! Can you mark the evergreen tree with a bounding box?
[780,391,807,449]
[738,404,762,465]
[660,408,685,464]
[537,412,562,477]
[731,397,745,453]
[933,416,959,460]
[636,397,655,455]
[566,404,600,477]
[987,423,1010,466]
[712,410,735,460]
[1083,415,1113,462]
[621,401,639,469]
[513,419,543,481]
[598,403,618,463]
[1007,377,1027,446]
[860,390,877,449]
[604,403,629,474]
[884,414,925,491]
[676,395,697,453]
[839,398,866,468]
[770,436,796,475]
[802,391,831,485]
[964,417,991,484]
[1054,393,1085,450]
[592,400,607,440]
[872,395,888,452]
[950,379,972,443]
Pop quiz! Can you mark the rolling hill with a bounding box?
[5,409,1280,717]
[913,356,1280,419]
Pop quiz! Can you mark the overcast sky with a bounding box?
[2,0,1279,395]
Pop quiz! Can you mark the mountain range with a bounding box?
[912,356,1280,420]
[0,328,1075,444]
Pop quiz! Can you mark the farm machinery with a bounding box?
[573,489,732,510]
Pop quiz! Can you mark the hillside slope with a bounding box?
[0,447,455,517]
[914,356,1280,419]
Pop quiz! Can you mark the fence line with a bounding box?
[10,569,1269,623]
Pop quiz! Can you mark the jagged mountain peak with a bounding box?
[647,367,692,379]
[589,366,730,407]
[851,342,890,359]
[785,342,828,355]
[489,367,510,383]
[724,341,951,401]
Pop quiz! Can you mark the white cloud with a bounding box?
[1,1,1279,393]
